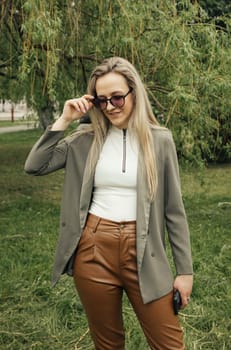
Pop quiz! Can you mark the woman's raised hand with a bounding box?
[52,95,94,131]
[62,95,94,122]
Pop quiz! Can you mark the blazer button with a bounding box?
[151,252,155,257]
[62,222,66,227]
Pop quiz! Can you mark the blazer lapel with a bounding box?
[136,153,152,271]
[79,152,95,231]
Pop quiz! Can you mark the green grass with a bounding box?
[0,130,230,350]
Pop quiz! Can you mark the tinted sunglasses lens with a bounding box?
[92,98,99,108]
[93,98,106,110]
[99,100,107,110]
[111,96,124,107]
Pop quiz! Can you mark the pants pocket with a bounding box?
[76,226,96,257]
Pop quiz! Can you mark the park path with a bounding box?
[0,101,36,134]
[0,124,35,134]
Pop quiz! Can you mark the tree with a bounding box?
[0,0,230,162]
[198,0,231,17]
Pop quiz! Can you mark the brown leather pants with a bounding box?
[73,214,185,350]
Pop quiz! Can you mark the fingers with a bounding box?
[180,292,191,309]
[63,95,94,121]
[68,95,94,114]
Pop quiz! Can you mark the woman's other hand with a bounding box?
[173,274,193,309]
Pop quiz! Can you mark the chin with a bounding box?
[112,121,125,129]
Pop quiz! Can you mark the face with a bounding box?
[95,72,134,129]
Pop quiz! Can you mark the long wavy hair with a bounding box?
[79,57,160,200]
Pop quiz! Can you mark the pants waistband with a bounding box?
[86,213,136,233]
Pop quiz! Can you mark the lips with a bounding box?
[108,111,122,117]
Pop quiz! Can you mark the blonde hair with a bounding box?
[79,57,160,200]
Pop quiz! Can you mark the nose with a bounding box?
[106,100,115,111]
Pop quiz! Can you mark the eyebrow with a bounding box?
[97,91,126,98]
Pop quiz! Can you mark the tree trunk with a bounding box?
[38,105,55,130]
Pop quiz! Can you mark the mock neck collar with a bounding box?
[110,125,127,134]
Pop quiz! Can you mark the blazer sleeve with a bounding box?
[164,132,193,275]
[24,127,67,175]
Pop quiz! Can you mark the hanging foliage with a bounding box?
[0,0,230,163]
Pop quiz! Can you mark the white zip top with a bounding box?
[89,126,139,222]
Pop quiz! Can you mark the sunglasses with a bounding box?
[92,88,133,111]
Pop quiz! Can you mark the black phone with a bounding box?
[173,290,182,315]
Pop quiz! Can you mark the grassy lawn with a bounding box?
[0,129,230,350]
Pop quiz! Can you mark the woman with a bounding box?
[25,57,193,350]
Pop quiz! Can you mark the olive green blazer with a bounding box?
[25,126,193,304]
